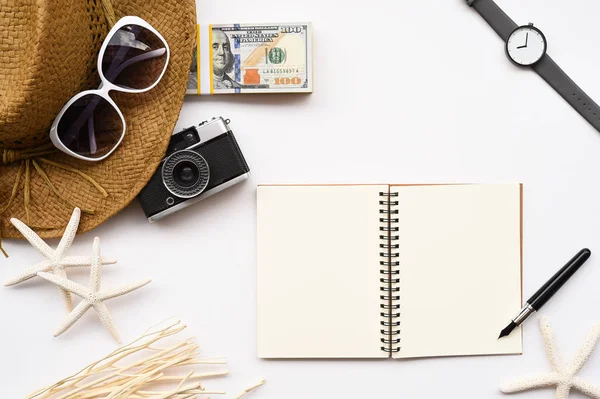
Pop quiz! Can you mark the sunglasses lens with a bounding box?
[101,24,168,90]
[57,94,123,159]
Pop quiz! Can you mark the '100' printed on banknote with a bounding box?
[187,23,313,95]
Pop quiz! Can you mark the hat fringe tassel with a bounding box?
[1,152,108,258]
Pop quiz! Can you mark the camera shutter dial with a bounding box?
[161,150,210,198]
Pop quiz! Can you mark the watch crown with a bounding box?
[528,22,534,26]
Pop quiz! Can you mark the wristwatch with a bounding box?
[466,0,600,133]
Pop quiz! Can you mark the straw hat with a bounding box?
[0,0,196,251]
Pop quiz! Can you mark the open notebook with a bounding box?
[257,184,523,359]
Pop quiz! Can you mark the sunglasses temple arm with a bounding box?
[61,96,102,147]
[103,25,143,80]
[107,48,166,84]
[88,115,98,155]
[60,30,131,145]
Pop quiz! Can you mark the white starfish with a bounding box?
[6,207,116,311]
[501,317,600,399]
[37,237,151,343]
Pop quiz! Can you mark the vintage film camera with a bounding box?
[138,117,250,222]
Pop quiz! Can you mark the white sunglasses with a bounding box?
[49,16,170,161]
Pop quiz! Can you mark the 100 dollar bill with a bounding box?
[186,23,313,95]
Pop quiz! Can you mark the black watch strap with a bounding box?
[533,55,600,131]
[467,0,517,41]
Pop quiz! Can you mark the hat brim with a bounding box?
[0,0,196,238]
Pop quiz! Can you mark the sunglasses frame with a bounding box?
[49,16,170,161]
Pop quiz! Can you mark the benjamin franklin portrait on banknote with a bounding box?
[212,29,243,90]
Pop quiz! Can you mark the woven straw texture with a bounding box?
[0,0,196,238]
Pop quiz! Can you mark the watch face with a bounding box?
[506,25,547,66]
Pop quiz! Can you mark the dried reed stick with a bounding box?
[27,319,260,399]
[233,380,266,399]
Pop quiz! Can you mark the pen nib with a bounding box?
[498,321,517,339]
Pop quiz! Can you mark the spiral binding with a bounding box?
[379,191,400,354]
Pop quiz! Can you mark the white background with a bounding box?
[4,0,600,397]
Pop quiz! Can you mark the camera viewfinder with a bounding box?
[168,127,201,153]
[184,130,200,146]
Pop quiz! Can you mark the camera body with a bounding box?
[138,117,250,222]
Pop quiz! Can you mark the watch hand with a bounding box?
[517,32,529,49]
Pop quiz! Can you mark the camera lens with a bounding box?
[161,150,210,198]
[173,161,200,187]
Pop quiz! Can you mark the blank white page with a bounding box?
[257,185,387,358]
[392,184,522,359]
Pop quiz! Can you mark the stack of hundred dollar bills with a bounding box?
[187,23,313,95]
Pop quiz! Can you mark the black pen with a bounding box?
[499,248,591,339]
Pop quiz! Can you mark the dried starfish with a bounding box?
[38,237,151,343]
[5,207,116,310]
[501,317,600,399]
